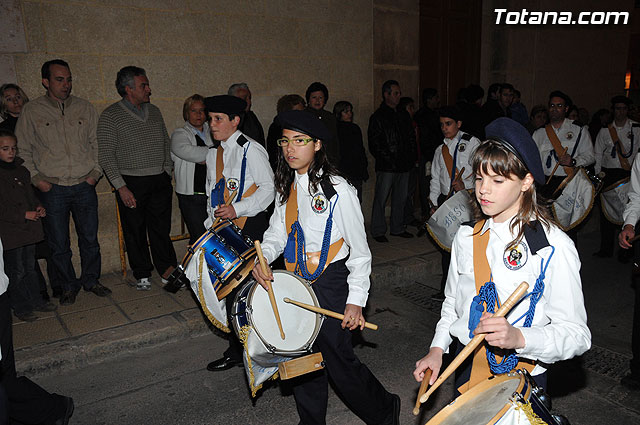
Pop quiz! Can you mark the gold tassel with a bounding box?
[196,248,230,333]
[515,400,548,424]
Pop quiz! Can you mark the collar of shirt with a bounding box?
[479,215,518,245]
[614,119,630,132]
[44,94,73,110]
[444,131,462,149]
[121,98,148,118]
[220,130,243,152]
[294,171,310,195]
[185,121,209,142]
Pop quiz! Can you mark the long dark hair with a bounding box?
[471,140,555,250]
[274,138,342,204]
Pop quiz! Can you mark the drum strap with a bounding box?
[461,221,544,393]
[283,182,344,281]
[607,125,631,171]
[442,143,458,186]
[213,145,258,229]
[544,125,575,177]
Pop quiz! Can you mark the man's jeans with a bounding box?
[38,182,101,292]
[370,171,409,237]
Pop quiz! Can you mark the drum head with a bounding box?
[248,271,321,353]
[426,374,525,425]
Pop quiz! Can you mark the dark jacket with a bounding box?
[239,110,265,147]
[414,106,442,162]
[0,157,44,250]
[266,118,281,171]
[305,107,340,165]
[367,102,417,172]
[336,121,369,181]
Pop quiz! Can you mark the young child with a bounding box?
[414,118,591,394]
[0,130,56,322]
[428,106,481,300]
[252,111,400,425]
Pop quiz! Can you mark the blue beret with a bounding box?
[204,95,246,115]
[276,110,332,143]
[485,118,545,184]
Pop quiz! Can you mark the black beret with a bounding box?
[485,117,545,185]
[276,110,332,143]
[203,95,246,115]
[548,90,572,107]
[611,95,632,107]
[439,105,462,122]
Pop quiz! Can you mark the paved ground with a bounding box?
[11,211,640,424]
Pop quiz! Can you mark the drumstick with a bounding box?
[629,234,640,244]
[412,368,432,416]
[212,189,237,227]
[283,297,378,330]
[447,167,466,198]
[419,281,529,404]
[254,240,286,340]
[546,147,568,185]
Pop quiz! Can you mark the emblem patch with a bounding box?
[503,242,528,271]
[311,193,328,214]
[459,143,467,152]
[226,178,239,191]
[566,132,573,140]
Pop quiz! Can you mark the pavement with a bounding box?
[11,211,640,423]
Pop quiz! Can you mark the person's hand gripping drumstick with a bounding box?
[253,241,285,340]
[413,368,432,416]
[447,167,466,198]
[283,298,377,331]
[212,189,237,227]
[545,146,568,185]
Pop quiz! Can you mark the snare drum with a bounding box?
[552,168,597,231]
[232,271,324,396]
[426,190,473,252]
[426,370,558,425]
[600,177,630,226]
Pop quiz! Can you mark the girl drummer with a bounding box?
[413,117,591,394]
[252,110,400,425]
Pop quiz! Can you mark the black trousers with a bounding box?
[631,272,640,378]
[222,212,270,361]
[0,292,65,424]
[117,173,177,279]
[176,193,208,245]
[598,168,631,255]
[290,260,394,425]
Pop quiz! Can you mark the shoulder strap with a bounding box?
[608,125,631,171]
[319,178,337,200]
[544,124,574,177]
[523,220,550,255]
[442,144,455,178]
[237,134,249,147]
[461,133,472,141]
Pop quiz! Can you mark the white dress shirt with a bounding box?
[623,157,640,227]
[429,131,481,206]
[171,121,214,195]
[204,130,274,227]
[430,217,591,375]
[260,171,372,307]
[533,119,595,177]
[594,119,640,174]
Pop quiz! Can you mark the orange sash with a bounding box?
[544,125,575,177]
[215,146,257,229]
[608,125,631,171]
[442,144,455,178]
[284,183,344,280]
[458,221,535,393]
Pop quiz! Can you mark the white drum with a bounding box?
[232,271,324,396]
[600,178,630,226]
[552,168,596,231]
[425,371,558,425]
[426,190,473,252]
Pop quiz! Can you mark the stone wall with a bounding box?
[480,0,634,114]
[1,0,379,276]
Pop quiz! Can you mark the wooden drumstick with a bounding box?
[629,234,640,244]
[447,167,466,198]
[283,297,378,330]
[419,281,529,404]
[212,189,237,227]
[412,368,432,416]
[546,146,568,186]
[254,240,285,340]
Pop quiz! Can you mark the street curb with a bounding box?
[16,251,441,378]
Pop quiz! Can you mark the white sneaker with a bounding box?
[137,277,151,291]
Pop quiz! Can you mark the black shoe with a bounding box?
[207,356,241,371]
[373,235,389,243]
[592,250,612,258]
[54,396,74,425]
[621,373,640,390]
[41,289,51,302]
[86,282,112,297]
[391,231,414,238]
[15,311,38,322]
[386,393,401,425]
[431,291,446,301]
[52,288,63,299]
[59,290,77,306]
[34,301,58,312]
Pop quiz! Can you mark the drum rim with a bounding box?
[243,270,323,355]
[426,189,473,253]
[551,168,596,232]
[216,250,257,300]
[425,372,530,425]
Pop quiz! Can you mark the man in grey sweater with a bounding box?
[97,66,177,290]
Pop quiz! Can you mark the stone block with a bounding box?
[118,293,183,321]
[0,0,27,53]
[0,55,16,84]
[373,0,418,12]
[229,16,299,57]
[21,1,46,52]
[186,0,266,15]
[373,68,419,105]
[373,8,419,66]
[40,3,146,54]
[101,0,183,10]
[147,11,229,55]
[251,94,279,133]
[265,0,330,19]
[12,316,69,349]
[60,305,129,337]
[328,0,373,23]
[191,55,273,98]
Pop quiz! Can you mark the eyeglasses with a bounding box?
[549,103,565,108]
[276,137,316,147]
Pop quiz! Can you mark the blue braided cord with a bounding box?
[468,275,497,339]
[449,141,460,190]
[293,193,339,280]
[510,245,555,327]
[546,150,558,169]
[236,143,250,201]
[211,177,225,209]
[283,215,297,263]
[611,145,617,158]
